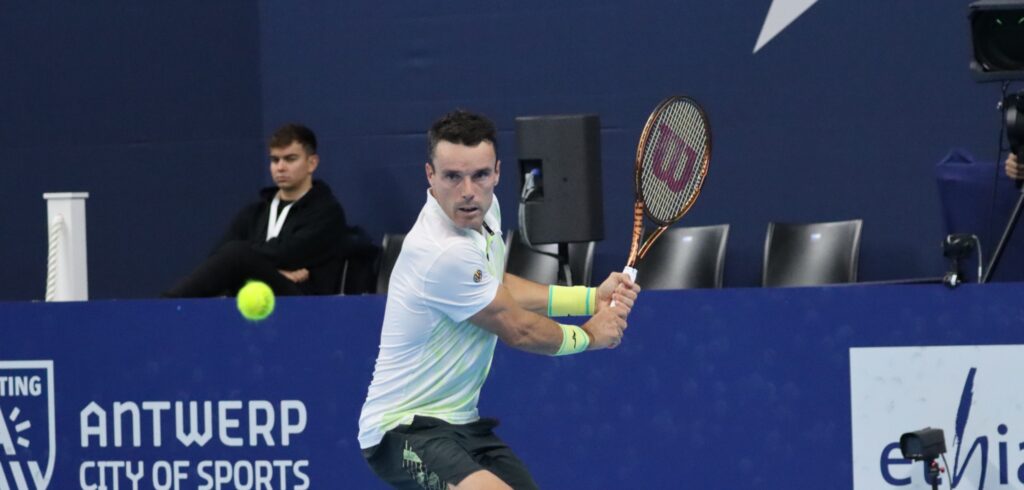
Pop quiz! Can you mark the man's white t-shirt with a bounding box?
[358,191,506,449]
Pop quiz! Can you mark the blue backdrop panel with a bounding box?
[0,2,264,301]
[1,2,1014,299]
[1,284,1021,488]
[258,1,1000,290]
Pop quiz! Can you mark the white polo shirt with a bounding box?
[358,191,506,449]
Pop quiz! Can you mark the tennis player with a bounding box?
[358,109,640,489]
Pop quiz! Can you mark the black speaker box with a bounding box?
[515,114,604,244]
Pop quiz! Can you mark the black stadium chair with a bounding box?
[375,233,406,294]
[504,230,594,286]
[762,219,863,287]
[337,226,381,295]
[635,224,729,289]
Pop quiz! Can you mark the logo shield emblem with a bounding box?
[0,361,55,489]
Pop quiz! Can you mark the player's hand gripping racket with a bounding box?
[614,96,712,301]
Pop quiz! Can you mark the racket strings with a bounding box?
[638,100,709,224]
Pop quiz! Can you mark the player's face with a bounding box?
[269,141,318,195]
[426,140,500,232]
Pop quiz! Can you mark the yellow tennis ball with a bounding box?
[236,281,275,321]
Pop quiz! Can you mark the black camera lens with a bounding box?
[972,9,1024,72]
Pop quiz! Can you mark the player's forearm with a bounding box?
[494,309,565,355]
[471,285,594,356]
[504,274,599,319]
[502,273,549,314]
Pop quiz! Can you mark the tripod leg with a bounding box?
[983,160,1024,283]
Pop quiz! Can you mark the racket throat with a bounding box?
[626,202,646,268]
[637,226,668,259]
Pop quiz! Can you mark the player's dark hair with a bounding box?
[427,110,497,165]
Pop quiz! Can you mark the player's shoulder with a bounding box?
[398,223,478,281]
[406,225,480,263]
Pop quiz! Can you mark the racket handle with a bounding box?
[610,266,638,307]
[622,266,637,283]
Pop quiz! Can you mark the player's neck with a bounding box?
[278,180,312,202]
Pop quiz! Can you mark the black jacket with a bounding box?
[215,179,347,294]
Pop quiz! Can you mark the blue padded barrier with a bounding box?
[1,284,1022,488]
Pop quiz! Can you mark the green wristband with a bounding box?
[554,324,590,356]
[547,286,596,317]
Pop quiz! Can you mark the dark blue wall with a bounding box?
[2,2,1016,299]
[0,3,264,300]
[257,1,1008,289]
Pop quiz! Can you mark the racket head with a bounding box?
[634,96,712,227]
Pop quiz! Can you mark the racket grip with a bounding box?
[622,266,637,283]
[610,266,638,307]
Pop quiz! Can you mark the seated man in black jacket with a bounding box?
[164,124,347,297]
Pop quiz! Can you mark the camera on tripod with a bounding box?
[967,1,1024,282]
[970,0,1024,150]
[900,428,948,490]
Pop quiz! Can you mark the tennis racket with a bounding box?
[621,96,712,284]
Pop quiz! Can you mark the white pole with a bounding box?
[43,192,90,301]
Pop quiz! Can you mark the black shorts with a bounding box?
[362,416,539,490]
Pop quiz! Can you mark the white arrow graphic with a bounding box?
[754,0,820,53]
